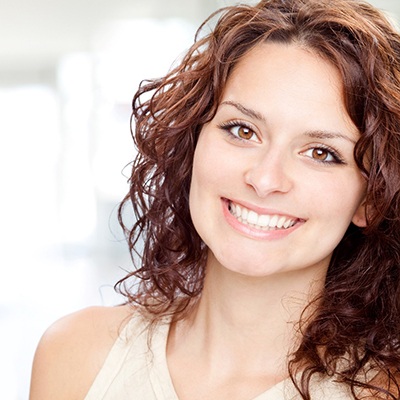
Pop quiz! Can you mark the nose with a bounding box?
[244,149,293,198]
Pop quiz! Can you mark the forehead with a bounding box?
[226,41,343,95]
[218,42,359,140]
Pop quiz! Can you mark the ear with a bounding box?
[351,199,367,228]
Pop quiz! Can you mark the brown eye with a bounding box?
[220,122,259,142]
[312,148,329,161]
[237,126,254,140]
[302,147,341,164]
[227,124,256,141]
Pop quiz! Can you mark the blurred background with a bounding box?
[0,0,399,398]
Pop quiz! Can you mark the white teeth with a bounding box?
[277,216,286,228]
[229,201,296,230]
[247,210,258,225]
[283,219,292,229]
[268,215,278,228]
[258,214,270,227]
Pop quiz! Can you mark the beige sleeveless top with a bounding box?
[84,313,353,399]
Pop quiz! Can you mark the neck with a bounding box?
[168,250,328,380]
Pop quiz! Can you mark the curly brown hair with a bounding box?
[117,0,400,398]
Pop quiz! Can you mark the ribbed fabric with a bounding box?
[84,313,352,400]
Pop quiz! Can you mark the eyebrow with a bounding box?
[220,100,266,121]
[304,130,357,144]
[220,100,356,144]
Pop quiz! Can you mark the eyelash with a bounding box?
[218,120,258,142]
[218,121,346,165]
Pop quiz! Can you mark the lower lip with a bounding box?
[221,199,302,240]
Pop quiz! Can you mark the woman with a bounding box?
[30,0,400,399]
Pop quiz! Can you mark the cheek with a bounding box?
[189,137,217,209]
[295,163,362,212]
[189,133,237,236]
[306,173,365,226]
[191,134,235,193]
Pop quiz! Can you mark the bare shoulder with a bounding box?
[359,369,400,399]
[29,304,134,400]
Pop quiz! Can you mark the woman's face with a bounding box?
[189,42,367,278]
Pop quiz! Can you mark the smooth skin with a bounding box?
[29,305,132,400]
[169,42,367,400]
[30,42,367,400]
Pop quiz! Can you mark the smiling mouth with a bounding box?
[228,200,298,231]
